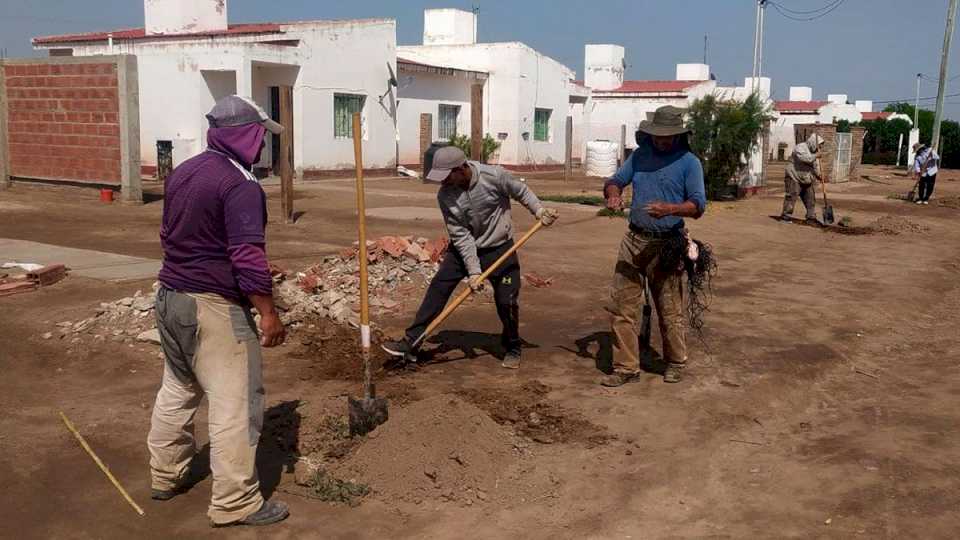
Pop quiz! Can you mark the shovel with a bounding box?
[409,220,545,351]
[347,112,388,437]
[818,158,835,225]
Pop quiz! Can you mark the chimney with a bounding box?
[827,94,848,105]
[145,0,228,36]
[423,9,478,45]
[584,44,625,91]
[855,100,873,113]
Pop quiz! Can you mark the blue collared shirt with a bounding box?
[609,151,707,232]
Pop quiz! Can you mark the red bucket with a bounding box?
[100,188,114,203]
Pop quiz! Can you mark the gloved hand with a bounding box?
[536,207,560,227]
[468,274,485,293]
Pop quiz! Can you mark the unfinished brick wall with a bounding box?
[849,126,866,178]
[0,56,140,202]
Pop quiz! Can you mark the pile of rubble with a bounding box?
[275,236,449,327]
[50,235,452,344]
[45,285,161,345]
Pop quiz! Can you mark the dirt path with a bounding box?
[1,165,958,538]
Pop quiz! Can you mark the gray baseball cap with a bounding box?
[206,95,283,134]
[426,146,467,182]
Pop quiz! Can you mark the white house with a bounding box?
[398,9,575,167]
[395,57,487,165]
[576,44,718,157]
[33,0,399,176]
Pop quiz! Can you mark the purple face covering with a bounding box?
[207,123,267,169]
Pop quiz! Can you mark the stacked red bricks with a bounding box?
[4,62,122,184]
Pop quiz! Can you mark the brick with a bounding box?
[36,64,51,76]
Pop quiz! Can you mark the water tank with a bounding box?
[585,140,619,177]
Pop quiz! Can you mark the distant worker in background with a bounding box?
[781,133,826,224]
[912,142,940,205]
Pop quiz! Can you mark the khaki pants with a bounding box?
[148,287,265,524]
[782,174,817,220]
[609,231,686,374]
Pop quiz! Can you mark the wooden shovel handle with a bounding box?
[412,220,544,349]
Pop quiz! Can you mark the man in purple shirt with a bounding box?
[148,95,288,527]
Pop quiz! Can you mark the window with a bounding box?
[334,94,365,138]
[438,104,460,140]
[534,108,552,142]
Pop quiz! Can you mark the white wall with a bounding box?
[827,93,848,105]
[399,42,573,166]
[855,100,873,113]
[62,19,398,173]
[818,103,862,124]
[397,71,474,164]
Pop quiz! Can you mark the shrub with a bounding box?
[449,133,501,163]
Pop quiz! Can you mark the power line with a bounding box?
[769,0,846,21]
[874,91,960,105]
[771,0,843,15]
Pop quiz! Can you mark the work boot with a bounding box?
[381,339,413,357]
[151,488,181,501]
[780,214,792,223]
[600,372,639,387]
[805,217,821,227]
[212,501,290,528]
[663,364,684,383]
[501,350,522,370]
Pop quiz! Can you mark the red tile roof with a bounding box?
[860,111,891,121]
[33,23,284,45]
[575,80,705,94]
[774,100,829,113]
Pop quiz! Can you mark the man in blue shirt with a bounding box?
[601,106,706,386]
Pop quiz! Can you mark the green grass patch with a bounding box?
[597,208,627,218]
[540,194,607,206]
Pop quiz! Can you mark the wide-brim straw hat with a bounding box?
[913,142,925,152]
[637,106,691,137]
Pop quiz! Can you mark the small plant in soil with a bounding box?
[839,216,853,227]
[304,468,370,506]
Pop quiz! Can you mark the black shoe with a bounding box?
[501,350,522,370]
[600,372,639,387]
[805,217,822,227]
[780,215,792,223]
[663,364,684,383]
[381,339,413,357]
[151,488,180,501]
[212,500,290,528]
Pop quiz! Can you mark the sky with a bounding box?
[3,0,960,119]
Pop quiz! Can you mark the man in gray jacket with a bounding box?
[781,133,825,224]
[383,147,558,369]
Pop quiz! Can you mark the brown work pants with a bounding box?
[148,288,265,524]
[609,231,687,374]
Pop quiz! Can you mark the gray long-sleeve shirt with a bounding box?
[437,161,544,275]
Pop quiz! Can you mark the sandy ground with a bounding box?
[1,164,960,538]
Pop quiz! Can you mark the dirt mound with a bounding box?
[288,316,391,381]
[937,196,960,209]
[870,215,930,235]
[334,394,517,506]
[461,381,613,447]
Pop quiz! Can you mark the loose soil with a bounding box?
[3,165,960,538]
[287,316,391,382]
[333,394,518,506]
[461,380,613,446]
[869,215,930,235]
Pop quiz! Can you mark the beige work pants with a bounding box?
[147,288,265,524]
[609,231,687,374]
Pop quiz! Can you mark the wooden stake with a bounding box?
[564,115,573,181]
[279,85,294,224]
[352,112,373,396]
[471,84,484,161]
[59,411,145,516]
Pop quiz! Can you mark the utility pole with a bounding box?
[750,0,769,93]
[932,0,959,152]
[915,73,922,126]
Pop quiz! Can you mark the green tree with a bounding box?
[687,93,773,199]
[883,103,960,167]
[448,133,502,163]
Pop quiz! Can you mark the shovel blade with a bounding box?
[823,205,835,225]
[348,396,389,437]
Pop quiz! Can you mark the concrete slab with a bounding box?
[0,239,160,281]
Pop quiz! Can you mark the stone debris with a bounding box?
[274,235,450,327]
[53,235,451,342]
